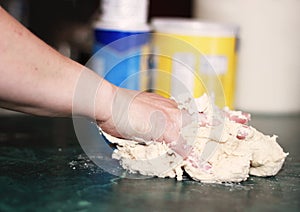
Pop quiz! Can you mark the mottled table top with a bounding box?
[0,114,299,212]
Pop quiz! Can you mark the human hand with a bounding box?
[97,88,185,144]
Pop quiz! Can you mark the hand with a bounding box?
[97,88,183,144]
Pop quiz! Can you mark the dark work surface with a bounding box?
[0,114,299,212]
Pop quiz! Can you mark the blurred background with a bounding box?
[0,0,192,64]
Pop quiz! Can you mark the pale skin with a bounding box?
[0,7,183,144]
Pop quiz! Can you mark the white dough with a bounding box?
[100,94,288,183]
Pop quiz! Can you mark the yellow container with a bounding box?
[151,18,239,109]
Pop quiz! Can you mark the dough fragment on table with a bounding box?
[101,94,288,183]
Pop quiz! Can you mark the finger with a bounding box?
[226,110,251,124]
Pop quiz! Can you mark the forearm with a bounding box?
[0,7,115,121]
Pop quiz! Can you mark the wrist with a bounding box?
[95,79,117,123]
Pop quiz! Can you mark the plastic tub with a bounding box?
[151,18,239,108]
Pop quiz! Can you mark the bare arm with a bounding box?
[0,6,114,120]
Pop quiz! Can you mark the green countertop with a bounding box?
[0,115,299,212]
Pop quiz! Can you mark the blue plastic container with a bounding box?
[92,28,150,90]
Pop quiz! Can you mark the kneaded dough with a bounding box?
[100,94,288,183]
